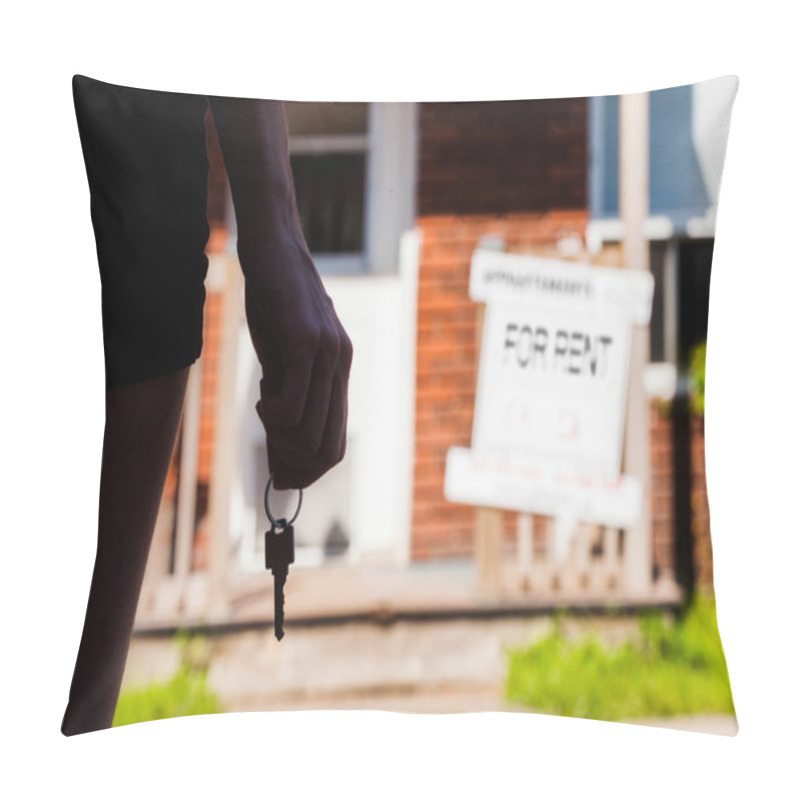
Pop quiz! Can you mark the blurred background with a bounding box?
[116,76,738,735]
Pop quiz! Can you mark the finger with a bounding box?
[317,371,348,467]
[259,330,318,428]
[273,466,327,491]
[268,370,347,475]
[268,440,329,490]
[286,324,339,456]
[265,319,351,459]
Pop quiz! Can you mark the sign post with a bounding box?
[447,246,653,595]
[472,300,504,595]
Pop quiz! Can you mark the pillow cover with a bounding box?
[62,74,738,736]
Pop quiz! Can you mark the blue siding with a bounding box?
[589,85,710,228]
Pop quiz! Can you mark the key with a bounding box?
[265,518,295,641]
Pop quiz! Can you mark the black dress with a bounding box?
[72,74,212,390]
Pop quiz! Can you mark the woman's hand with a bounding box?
[245,238,352,490]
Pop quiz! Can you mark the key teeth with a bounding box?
[273,569,287,642]
[277,594,285,641]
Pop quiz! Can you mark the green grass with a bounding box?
[505,593,735,722]
[113,633,224,728]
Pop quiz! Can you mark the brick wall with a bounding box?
[417,99,587,216]
[412,211,588,559]
[650,402,676,581]
[650,400,714,591]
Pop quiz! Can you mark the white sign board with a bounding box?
[470,249,654,326]
[444,447,643,528]
[442,249,653,526]
[473,302,632,478]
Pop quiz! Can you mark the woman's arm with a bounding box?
[207,96,352,490]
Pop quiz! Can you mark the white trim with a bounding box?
[363,102,418,274]
[311,253,367,274]
[586,218,624,255]
[686,208,717,238]
[643,362,678,402]
[643,216,675,241]
[289,134,369,154]
[586,215,680,255]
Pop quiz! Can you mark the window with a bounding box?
[649,238,714,370]
[284,102,417,275]
[285,102,369,272]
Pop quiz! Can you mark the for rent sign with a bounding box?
[473,303,630,477]
[444,250,654,526]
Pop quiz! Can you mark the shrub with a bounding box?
[505,592,735,721]
[688,340,707,416]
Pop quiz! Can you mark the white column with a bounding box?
[620,91,654,595]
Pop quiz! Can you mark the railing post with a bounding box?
[204,254,243,620]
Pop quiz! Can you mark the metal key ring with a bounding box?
[264,473,303,527]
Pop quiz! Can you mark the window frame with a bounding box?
[286,102,418,276]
